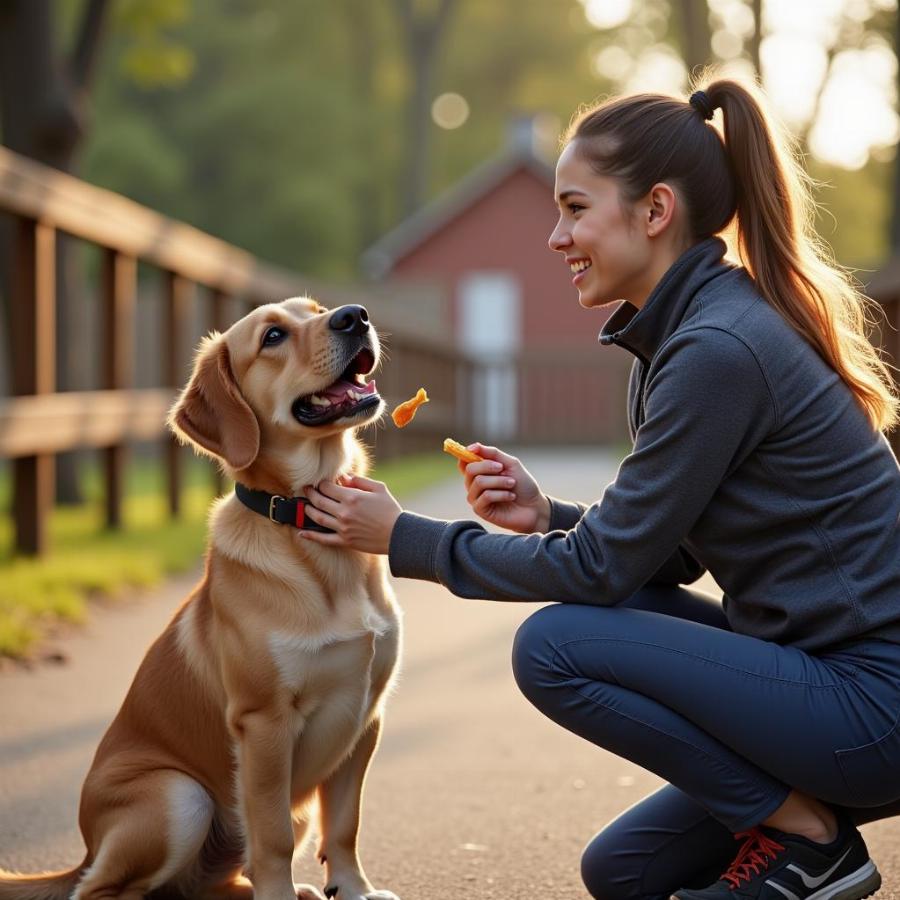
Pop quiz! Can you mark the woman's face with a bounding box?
[549,141,655,310]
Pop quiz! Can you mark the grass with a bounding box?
[0,451,454,659]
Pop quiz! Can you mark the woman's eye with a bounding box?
[568,203,585,214]
[262,326,287,347]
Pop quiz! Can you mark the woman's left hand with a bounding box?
[300,474,403,554]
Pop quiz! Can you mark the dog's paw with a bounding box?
[323,886,400,900]
[295,884,327,900]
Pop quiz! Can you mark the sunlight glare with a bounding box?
[761,33,828,127]
[763,0,844,44]
[623,45,687,95]
[809,47,899,170]
[593,45,633,80]
[583,0,633,30]
[432,93,470,130]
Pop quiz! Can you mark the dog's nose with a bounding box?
[328,305,370,337]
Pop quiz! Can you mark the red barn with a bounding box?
[362,124,632,446]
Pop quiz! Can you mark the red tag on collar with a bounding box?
[295,501,306,528]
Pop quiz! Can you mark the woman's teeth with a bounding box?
[570,259,592,274]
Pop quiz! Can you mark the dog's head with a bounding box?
[168,297,382,486]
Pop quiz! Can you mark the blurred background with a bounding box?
[2,0,900,659]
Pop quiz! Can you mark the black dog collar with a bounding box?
[235,483,335,533]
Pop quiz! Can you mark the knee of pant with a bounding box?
[581,829,633,900]
[511,605,565,708]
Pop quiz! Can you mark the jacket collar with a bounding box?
[598,237,733,364]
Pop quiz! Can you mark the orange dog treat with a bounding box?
[391,388,429,428]
[443,438,483,464]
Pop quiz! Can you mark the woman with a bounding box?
[300,76,900,900]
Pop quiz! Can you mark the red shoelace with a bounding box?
[721,828,787,888]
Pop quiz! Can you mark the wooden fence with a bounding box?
[0,147,475,556]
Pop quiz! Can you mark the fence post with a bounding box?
[11,218,56,555]
[101,249,136,529]
[164,271,191,518]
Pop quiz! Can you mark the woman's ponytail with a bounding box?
[703,77,899,433]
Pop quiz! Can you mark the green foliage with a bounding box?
[70,1,899,289]
[79,0,611,280]
[809,157,894,273]
[115,0,195,87]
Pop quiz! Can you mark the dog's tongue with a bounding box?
[323,378,378,403]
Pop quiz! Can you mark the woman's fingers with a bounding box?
[298,532,344,546]
[303,494,340,531]
[339,472,382,492]
[463,459,504,490]
[473,489,517,514]
[305,484,345,517]
[470,443,517,467]
[467,474,516,505]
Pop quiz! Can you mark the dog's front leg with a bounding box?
[232,707,309,900]
[317,717,399,900]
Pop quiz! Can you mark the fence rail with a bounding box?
[0,147,474,555]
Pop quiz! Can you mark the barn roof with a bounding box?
[361,130,555,280]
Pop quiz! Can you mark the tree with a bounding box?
[675,0,712,78]
[390,0,460,218]
[0,0,111,503]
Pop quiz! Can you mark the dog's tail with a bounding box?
[0,862,86,900]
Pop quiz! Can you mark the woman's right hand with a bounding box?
[459,443,551,534]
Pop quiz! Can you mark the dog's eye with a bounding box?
[262,326,288,348]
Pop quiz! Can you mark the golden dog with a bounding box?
[0,299,402,900]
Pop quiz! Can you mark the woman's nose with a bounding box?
[548,221,571,252]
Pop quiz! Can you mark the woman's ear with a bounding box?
[167,335,260,471]
[646,182,677,236]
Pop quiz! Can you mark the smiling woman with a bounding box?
[299,71,900,900]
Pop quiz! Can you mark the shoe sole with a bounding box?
[808,860,881,900]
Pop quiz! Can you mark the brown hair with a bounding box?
[564,74,899,434]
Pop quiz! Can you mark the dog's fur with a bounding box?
[0,298,402,900]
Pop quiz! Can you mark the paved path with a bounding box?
[1,448,899,899]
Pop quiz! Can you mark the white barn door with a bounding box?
[458,272,521,440]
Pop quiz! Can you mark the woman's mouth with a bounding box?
[570,258,592,285]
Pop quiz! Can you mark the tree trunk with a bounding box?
[0,0,110,504]
[891,6,900,252]
[342,0,382,262]
[748,0,763,78]
[392,0,459,217]
[677,0,713,78]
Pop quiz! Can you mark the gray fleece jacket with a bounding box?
[388,237,900,652]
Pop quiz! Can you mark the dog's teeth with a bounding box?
[310,395,331,407]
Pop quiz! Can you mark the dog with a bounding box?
[0,298,402,900]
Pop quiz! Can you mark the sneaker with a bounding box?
[672,815,881,900]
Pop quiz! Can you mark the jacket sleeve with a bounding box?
[388,329,774,603]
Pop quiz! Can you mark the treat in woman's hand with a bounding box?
[443,438,483,464]
[391,388,429,428]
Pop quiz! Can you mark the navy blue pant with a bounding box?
[510,584,900,900]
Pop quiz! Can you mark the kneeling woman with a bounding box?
[300,75,900,900]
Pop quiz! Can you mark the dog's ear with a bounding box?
[168,335,260,471]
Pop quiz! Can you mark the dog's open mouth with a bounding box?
[291,348,381,426]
